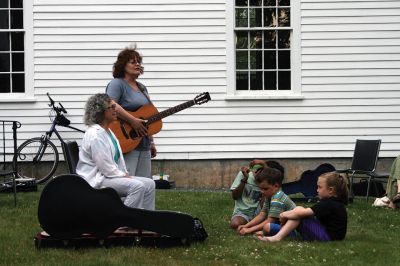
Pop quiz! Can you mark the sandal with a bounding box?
[392,193,400,203]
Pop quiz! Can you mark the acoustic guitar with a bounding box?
[109,92,211,153]
[38,174,195,239]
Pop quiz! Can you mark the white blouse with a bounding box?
[76,124,127,188]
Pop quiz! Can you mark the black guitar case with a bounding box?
[38,174,201,241]
[282,163,336,200]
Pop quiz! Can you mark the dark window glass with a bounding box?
[264,71,276,90]
[12,73,24,92]
[236,31,248,49]
[278,71,290,90]
[11,32,24,51]
[250,8,262,27]
[250,0,262,6]
[279,0,290,6]
[250,51,262,69]
[264,51,276,69]
[11,10,23,29]
[236,51,248,69]
[250,31,262,49]
[278,30,290,48]
[0,32,10,51]
[12,52,24,71]
[236,8,248,27]
[0,10,9,29]
[250,71,263,90]
[264,8,276,27]
[11,0,23,8]
[264,0,276,6]
[278,8,290,27]
[236,72,249,90]
[0,74,10,93]
[278,50,290,69]
[0,53,10,72]
[264,30,276,48]
[236,0,248,6]
[0,0,8,8]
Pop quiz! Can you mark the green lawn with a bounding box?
[1,188,400,266]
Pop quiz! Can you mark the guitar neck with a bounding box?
[147,100,195,124]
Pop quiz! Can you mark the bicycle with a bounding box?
[17,93,84,184]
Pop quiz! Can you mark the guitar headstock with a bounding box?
[194,92,211,105]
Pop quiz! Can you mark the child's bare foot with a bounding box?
[254,231,264,237]
[256,235,280,243]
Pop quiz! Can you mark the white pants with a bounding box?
[124,150,152,178]
[102,176,155,210]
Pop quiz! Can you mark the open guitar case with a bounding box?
[34,174,207,249]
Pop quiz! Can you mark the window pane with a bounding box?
[250,8,262,27]
[278,71,290,90]
[236,0,248,6]
[278,50,290,69]
[236,72,249,90]
[264,51,276,69]
[250,71,263,90]
[0,74,10,93]
[11,10,23,29]
[250,0,262,6]
[236,31,248,49]
[278,30,290,48]
[278,8,290,27]
[0,53,10,72]
[250,31,262,49]
[264,8,276,27]
[0,32,10,51]
[11,0,23,8]
[264,30,276,48]
[0,10,9,29]
[12,73,24,92]
[250,51,262,69]
[264,0,276,6]
[0,0,7,8]
[11,32,24,51]
[264,71,276,90]
[236,8,248,27]
[12,52,24,71]
[279,0,290,6]
[236,51,248,69]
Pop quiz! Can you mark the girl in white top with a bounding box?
[76,93,155,210]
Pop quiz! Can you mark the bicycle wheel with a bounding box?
[17,137,59,184]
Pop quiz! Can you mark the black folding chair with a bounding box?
[0,120,22,206]
[336,139,389,202]
[61,141,79,174]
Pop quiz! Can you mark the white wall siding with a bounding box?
[2,0,400,160]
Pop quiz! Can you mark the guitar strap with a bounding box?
[137,82,152,104]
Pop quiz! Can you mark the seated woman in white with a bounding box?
[76,93,155,210]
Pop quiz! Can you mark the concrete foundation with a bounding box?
[52,157,395,189]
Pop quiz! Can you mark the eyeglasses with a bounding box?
[107,104,116,110]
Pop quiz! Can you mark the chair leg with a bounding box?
[13,173,17,206]
[349,172,355,203]
[366,177,372,202]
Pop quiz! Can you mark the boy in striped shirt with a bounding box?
[238,167,296,237]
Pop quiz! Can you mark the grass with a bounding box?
[1,188,400,266]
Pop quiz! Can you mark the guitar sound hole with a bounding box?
[129,130,138,139]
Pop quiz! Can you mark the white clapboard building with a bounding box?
[1,1,400,182]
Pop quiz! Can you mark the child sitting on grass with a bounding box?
[257,172,348,242]
[237,166,296,236]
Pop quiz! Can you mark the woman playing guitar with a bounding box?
[106,45,156,179]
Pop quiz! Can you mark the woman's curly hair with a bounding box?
[84,93,112,125]
[112,44,143,78]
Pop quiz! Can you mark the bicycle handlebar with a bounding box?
[47,92,67,114]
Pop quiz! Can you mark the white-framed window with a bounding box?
[0,0,34,102]
[226,0,301,99]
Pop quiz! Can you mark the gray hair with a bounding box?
[84,93,112,125]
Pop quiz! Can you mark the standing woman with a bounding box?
[76,93,155,210]
[106,45,156,178]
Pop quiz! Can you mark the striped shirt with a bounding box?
[261,190,296,218]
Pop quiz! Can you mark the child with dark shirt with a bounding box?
[257,172,348,242]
